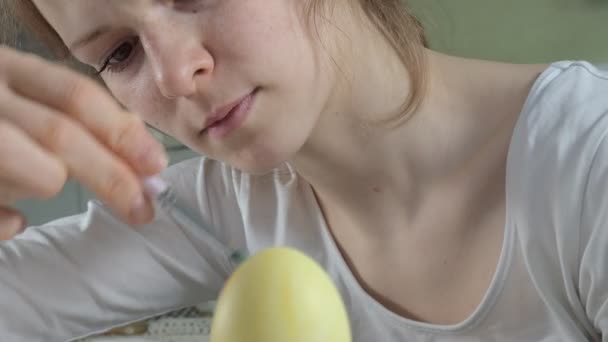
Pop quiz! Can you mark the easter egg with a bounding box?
[210,247,351,342]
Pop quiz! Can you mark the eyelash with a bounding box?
[173,0,204,11]
[96,38,140,75]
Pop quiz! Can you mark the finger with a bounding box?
[0,47,167,176]
[0,120,67,203]
[0,179,42,204]
[0,90,154,224]
[0,207,26,241]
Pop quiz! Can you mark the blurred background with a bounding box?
[13,0,608,225]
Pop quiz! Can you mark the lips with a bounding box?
[203,91,251,130]
[200,88,258,139]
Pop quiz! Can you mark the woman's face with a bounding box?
[34,0,341,173]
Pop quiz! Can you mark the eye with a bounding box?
[97,38,139,74]
[171,0,206,12]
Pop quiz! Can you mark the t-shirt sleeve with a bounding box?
[0,158,239,342]
[579,129,608,339]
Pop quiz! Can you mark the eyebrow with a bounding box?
[69,26,111,51]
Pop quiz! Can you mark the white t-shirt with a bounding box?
[1,61,608,342]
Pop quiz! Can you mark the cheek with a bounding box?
[106,77,171,130]
[214,1,329,112]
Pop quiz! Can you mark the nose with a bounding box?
[142,29,214,99]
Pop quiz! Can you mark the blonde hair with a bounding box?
[1,0,427,123]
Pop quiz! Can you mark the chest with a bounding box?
[330,207,507,326]
[337,236,598,342]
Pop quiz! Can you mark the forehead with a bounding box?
[31,0,154,44]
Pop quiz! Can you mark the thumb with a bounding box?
[0,207,26,241]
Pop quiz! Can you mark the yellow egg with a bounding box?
[210,247,352,342]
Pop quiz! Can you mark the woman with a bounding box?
[0,0,607,341]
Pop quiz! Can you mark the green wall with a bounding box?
[408,0,608,64]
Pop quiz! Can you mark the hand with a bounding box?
[0,46,168,240]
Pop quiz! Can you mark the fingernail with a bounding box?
[129,194,152,224]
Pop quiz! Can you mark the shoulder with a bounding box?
[517,61,608,143]
[160,156,241,203]
[158,156,247,243]
[160,156,307,209]
[508,61,608,206]
[160,156,315,250]
[504,62,608,333]
[507,61,608,267]
[530,60,608,97]
[578,126,608,332]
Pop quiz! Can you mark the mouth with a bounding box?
[201,87,259,140]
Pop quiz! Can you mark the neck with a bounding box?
[290,36,542,237]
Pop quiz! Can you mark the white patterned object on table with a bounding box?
[82,304,213,342]
[148,318,211,336]
[84,316,212,342]
[85,336,209,341]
